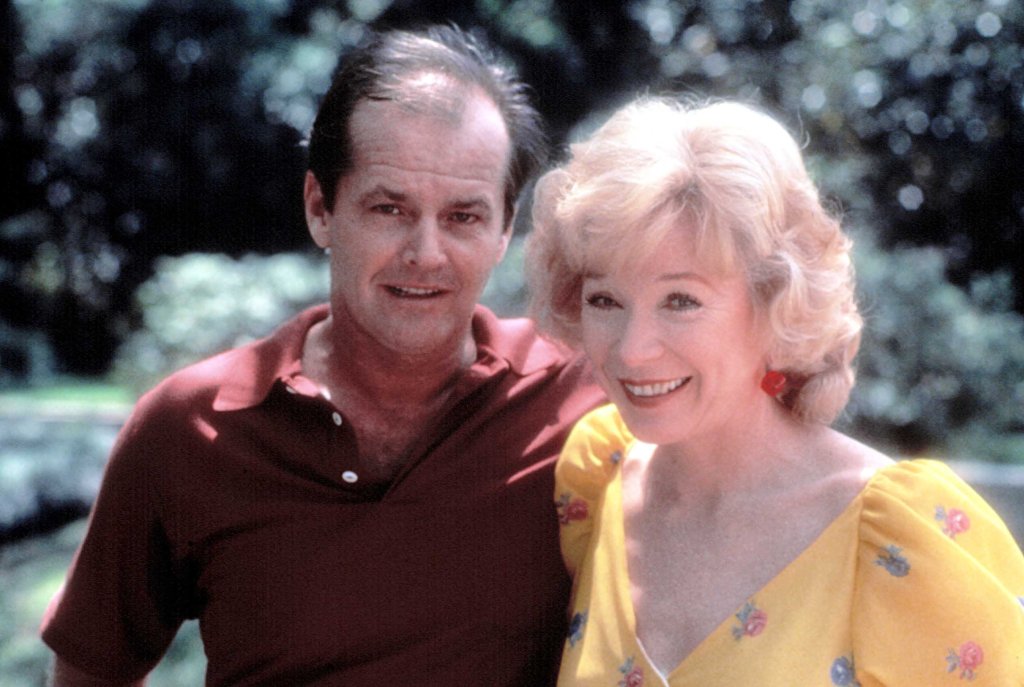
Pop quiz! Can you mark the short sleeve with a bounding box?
[554,404,631,575]
[853,459,1024,686]
[40,394,185,682]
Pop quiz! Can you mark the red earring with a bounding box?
[760,370,787,397]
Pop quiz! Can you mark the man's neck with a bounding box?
[301,315,476,412]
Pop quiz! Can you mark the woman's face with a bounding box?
[580,226,769,447]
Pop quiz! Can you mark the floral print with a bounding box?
[568,610,587,648]
[946,641,984,680]
[830,655,861,686]
[617,657,644,686]
[731,601,767,640]
[875,545,910,577]
[557,493,589,525]
[935,506,971,539]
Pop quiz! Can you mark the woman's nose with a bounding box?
[615,312,664,366]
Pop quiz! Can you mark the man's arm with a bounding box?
[50,656,146,687]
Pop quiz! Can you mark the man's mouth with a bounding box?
[386,286,445,298]
[622,377,689,398]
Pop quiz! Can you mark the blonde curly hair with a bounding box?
[525,97,862,424]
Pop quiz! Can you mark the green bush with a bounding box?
[114,239,1024,464]
[845,232,1024,463]
[112,252,329,395]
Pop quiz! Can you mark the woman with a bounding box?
[526,97,1024,686]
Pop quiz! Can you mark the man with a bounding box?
[41,25,604,686]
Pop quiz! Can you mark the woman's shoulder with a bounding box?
[564,404,633,461]
[557,404,633,488]
[860,458,1013,538]
[852,459,1024,683]
[856,457,1024,594]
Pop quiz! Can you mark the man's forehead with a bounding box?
[378,71,470,124]
[347,90,510,185]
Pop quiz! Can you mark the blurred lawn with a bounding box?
[0,378,135,412]
[0,520,207,686]
[0,379,207,685]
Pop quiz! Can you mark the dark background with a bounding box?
[2,0,1021,379]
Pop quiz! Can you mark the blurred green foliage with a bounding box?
[113,251,328,393]
[847,233,1024,463]
[1,0,1021,380]
[113,234,1024,464]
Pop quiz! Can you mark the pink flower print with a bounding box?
[556,493,589,525]
[566,499,588,521]
[621,668,644,687]
[744,609,767,636]
[617,657,644,686]
[935,505,971,538]
[731,601,767,639]
[947,641,984,680]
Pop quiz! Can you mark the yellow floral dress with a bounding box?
[555,405,1024,686]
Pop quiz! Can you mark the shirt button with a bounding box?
[331,412,343,426]
[342,470,359,484]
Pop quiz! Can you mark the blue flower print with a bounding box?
[831,655,861,686]
[568,610,587,647]
[617,656,644,686]
[875,544,910,577]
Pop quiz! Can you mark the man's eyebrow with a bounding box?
[360,185,406,203]
[358,187,492,210]
[450,196,492,209]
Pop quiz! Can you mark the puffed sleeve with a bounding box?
[852,459,1024,686]
[554,404,631,575]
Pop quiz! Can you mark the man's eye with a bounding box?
[584,293,619,309]
[449,211,479,224]
[373,204,401,215]
[666,293,700,310]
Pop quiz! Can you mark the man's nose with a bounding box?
[402,220,446,269]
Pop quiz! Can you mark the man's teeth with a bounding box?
[624,378,687,397]
[390,286,441,296]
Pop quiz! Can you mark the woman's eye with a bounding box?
[666,293,700,310]
[584,293,619,309]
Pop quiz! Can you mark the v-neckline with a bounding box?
[609,446,878,680]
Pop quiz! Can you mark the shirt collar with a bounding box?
[212,303,567,412]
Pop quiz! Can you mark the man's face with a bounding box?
[305,88,511,360]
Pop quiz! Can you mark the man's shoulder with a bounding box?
[138,304,327,413]
[475,306,579,376]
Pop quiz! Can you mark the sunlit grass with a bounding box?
[0,378,135,412]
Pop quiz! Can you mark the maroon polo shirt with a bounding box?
[41,304,605,686]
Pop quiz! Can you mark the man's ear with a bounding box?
[304,171,331,249]
[496,210,515,265]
